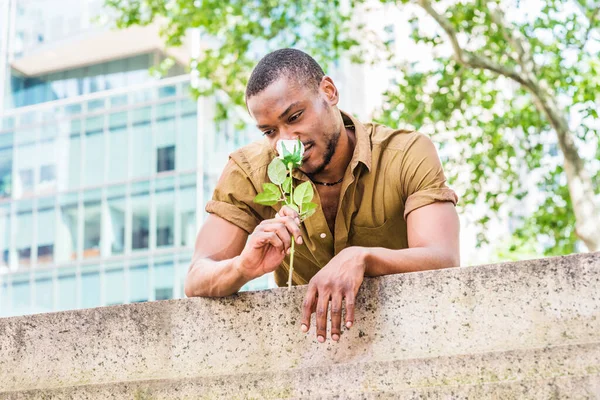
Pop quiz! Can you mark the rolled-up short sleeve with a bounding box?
[401,133,458,219]
[205,159,263,234]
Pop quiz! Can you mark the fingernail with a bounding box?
[318,336,325,343]
[301,324,308,333]
[286,248,291,255]
[332,334,340,341]
[346,321,352,328]
[295,218,300,225]
[297,236,303,245]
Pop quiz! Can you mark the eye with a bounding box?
[288,111,303,123]
[262,129,275,137]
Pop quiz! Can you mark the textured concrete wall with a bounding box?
[1,252,599,399]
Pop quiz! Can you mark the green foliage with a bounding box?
[104,0,368,106]
[106,0,600,256]
[374,0,599,256]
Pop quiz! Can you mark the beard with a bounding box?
[304,128,340,177]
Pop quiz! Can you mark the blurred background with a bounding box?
[0,0,598,317]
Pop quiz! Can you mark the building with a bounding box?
[0,0,273,317]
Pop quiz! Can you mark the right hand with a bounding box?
[236,206,303,280]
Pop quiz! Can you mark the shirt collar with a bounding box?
[341,110,372,173]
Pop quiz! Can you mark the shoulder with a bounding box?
[228,139,275,178]
[367,122,429,153]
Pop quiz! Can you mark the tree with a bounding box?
[105,0,600,254]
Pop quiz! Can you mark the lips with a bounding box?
[303,143,314,160]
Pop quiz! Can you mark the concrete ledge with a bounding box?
[1,252,599,398]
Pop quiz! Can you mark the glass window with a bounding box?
[12,273,30,315]
[15,200,33,266]
[129,261,148,303]
[34,270,53,313]
[177,114,197,171]
[85,115,103,134]
[107,127,128,183]
[105,263,125,306]
[80,265,100,309]
[155,180,175,248]
[108,112,127,130]
[106,185,126,256]
[156,108,176,173]
[37,197,55,264]
[180,98,196,116]
[131,181,149,250]
[39,123,58,141]
[153,261,173,300]
[0,133,13,199]
[109,94,128,107]
[106,61,126,91]
[67,133,81,189]
[84,130,105,187]
[57,267,76,311]
[156,102,176,120]
[15,143,36,195]
[38,139,56,192]
[131,106,151,126]
[14,127,36,145]
[83,190,101,259]
[131,123,152,179]
[0,205,10,267]
[157,145,175,173]
[179,179,196,247]
[158,85,177,98]
[57,193,79,263]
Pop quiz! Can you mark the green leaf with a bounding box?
[267,158,287,185]
[262,182,280,196]
[287,203,299,212]
[282,177,293,194]
[300,202,317,220]
[253,191,280,206]
[293,181,314,207]
[253,183,281,206]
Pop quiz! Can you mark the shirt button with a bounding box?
[320,233,327,239]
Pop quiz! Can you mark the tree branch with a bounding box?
[416,0,533,89]
[486,2,537,77]
[581,7,600,51]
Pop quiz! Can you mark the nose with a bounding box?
[278,127,298,141]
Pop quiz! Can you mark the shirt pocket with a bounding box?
[348,214,407,249]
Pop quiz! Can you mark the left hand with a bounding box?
[300,247,368,343]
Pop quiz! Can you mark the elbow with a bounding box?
[184,262,205,297]
[445,251,460,269]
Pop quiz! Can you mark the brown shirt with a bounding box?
[205,111,458,286]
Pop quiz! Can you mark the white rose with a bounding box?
[276,139,305,159]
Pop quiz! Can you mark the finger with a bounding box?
[279,205,300,222]
[261,216,302,245]
[315,291,330,343]
[255,231,285,253]
[260,222,292,252]
[301,285,317,333]
[330,293,343,342]
[344,291,356,329]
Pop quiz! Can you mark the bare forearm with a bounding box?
[184,256,251,297]
[362,246,460,277]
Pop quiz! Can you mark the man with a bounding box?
[185,48,460,343]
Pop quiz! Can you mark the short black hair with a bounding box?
[245,48,325,100]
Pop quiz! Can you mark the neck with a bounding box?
[310,117,356,184]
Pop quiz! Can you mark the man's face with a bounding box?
[246,76,341,176]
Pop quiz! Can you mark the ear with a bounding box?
[319,76,339,106]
